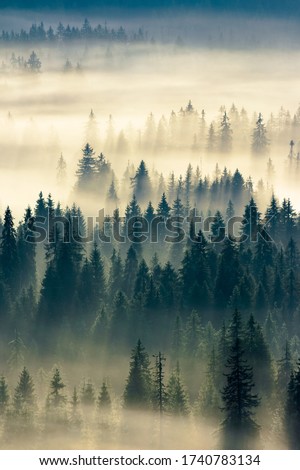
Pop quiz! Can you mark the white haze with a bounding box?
[0,11,299,219]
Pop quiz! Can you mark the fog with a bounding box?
[1,39,300,218]
[0,8,299,451]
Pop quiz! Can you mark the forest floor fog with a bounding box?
[0,9,299,451]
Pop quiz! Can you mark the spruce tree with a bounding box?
[285,361,300,449]
[8,330,25,370]
[123,340,152,409]
[277,340,293,401]
[97,382,111,411]
[166,363,189,416]
[221,311,260,450]
[219,112,232,153]
[80,379,95,407]
[251,113,269,155]
[48,368,66,408]
[0,376,9,415]
[131,160,152,204]
[76,143,96,192]
[0,207,19,293]
[56,153,67,184]
[152,352,167,415]
[14,367,35,413]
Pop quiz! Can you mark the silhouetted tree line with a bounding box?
[0,312,300,449]
[80,103,300,160]
[0,160,300,448]
[0,19,146,44]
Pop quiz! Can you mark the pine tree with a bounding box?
[207,122,216,152]
[251,113,269,155]
[181,230,211,311]
[231,169,244,203]
[85,109,99,148]
[8,330,25,370]
[76,143,96,192]
[221,332,260,449]
[123,340,152,409]
[34,191,47,218]
[159,261,178,309]
[225,199,235,222]
[166,363,189,416]
[285,361,300,449]
[184,310,202,358]
[152,352,167,415]
[56,153,67,184]
[219,112,232,153]
[144,201,155,226]
[277,341,293,401]
[110,290,128,348]
[211,210,225,243]
[106,180,119,208]
[157,192,171,218]
[131,160,152,203]
[90,243,106,304]
[244,314,274,397]
[14,367,35,413]
[17,208,36,290]
[108,249,123,297]
[241,197,261,243]
[214,238,241,309]
[0,207,20,293]
[123,245,138,297]
[48,368,66,408]
[133,259,150,301]
[26,51,41,72]
[171,315,183,362]
[0,376,9,415]
[97,381,111,411]
[80,379,95,407]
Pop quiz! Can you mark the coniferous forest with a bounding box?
[1,3,300,451]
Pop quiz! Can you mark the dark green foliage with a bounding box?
[97,382,111,411]
[221,311,260,450]
[0,376,9,414]
[123,340,152,410]
[76,143,96,192]
[166,363,189,416]
[181,230,212,311]
[0,207,20,293]
[215,238,241,310]
[244,314,274,397]
[14,367,35,413]
[285,361,300,449]
[131,160,152,204]
[277,341,293,401]
[48,368,66,408]
[152,352,167,414]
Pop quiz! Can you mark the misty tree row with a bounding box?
[73,144,286,216]
[79,103,300,158]
[1,311,300,449]
[0,19,147,44]
[1,185,300,353]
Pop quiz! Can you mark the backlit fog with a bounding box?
[0,9,299,451]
